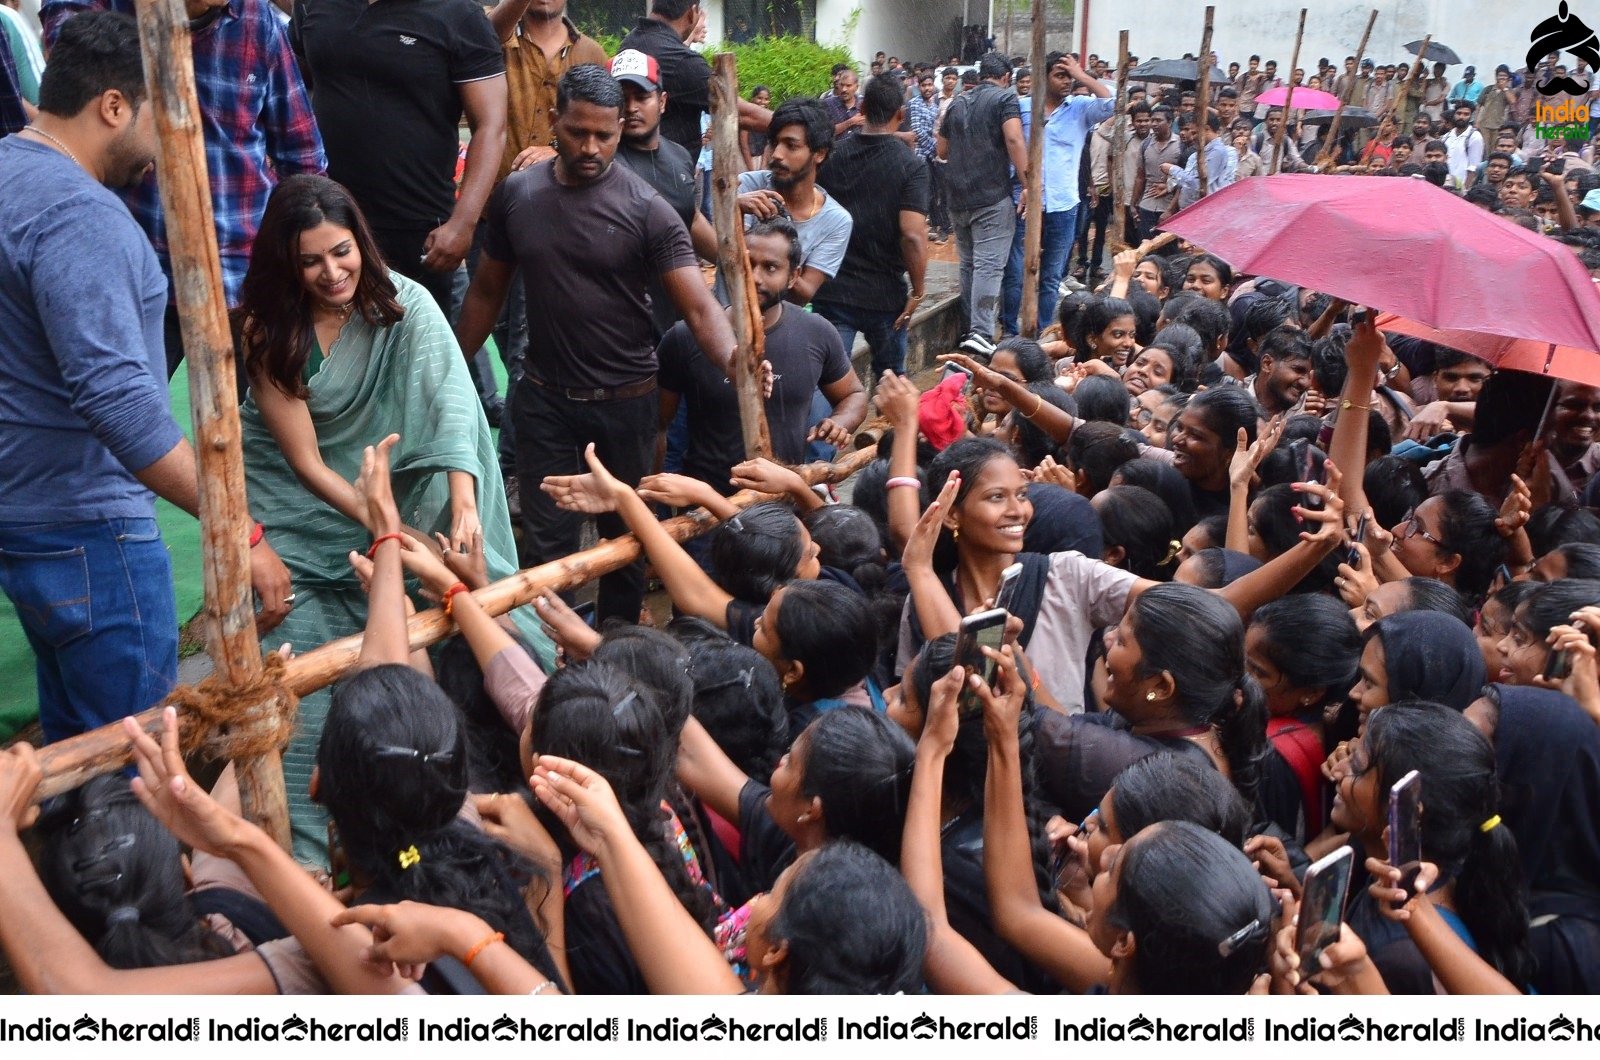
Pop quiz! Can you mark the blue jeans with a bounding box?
[813,299,908,377]
[0,517,177,742]
[1001,204,1078,336]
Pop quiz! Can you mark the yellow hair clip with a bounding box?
[1479,815,1502,834]
[397,845,421,869]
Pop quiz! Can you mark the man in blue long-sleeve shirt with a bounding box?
[0,12,288,741]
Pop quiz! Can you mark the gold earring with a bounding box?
[952,525,960,541]
[1145,690,1157,701]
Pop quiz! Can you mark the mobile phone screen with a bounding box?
[941,363,972,391]
[994,562,1024,614]
[954,608,1008,717]
[1296,845,1354,970]
[1388,770,1423,899]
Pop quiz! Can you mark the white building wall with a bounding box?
[1083,0,1539,85]
[813,0,969,68]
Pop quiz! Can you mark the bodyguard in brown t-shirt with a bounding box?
[455,64,738,625]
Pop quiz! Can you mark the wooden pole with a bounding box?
[1194,6,1215,197]
[710,53,772,459]
[1018,0,1047,337]
[134,0,288,850]
[1108,30,1131,252]
[1003,0,1013,55]
[1394,33,1431,123]
[33,448,878,801]
[1270,8,1308,174]
[1318,9,1379,167]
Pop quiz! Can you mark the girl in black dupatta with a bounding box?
[1468,684,1600,994]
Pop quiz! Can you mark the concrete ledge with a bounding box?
[845,259,963,379]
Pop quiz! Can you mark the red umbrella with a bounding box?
[1375,312,1600,386]
[1160,174,1600,353]
[1255,85,1341,110]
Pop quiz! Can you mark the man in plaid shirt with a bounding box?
[42,0,325,377]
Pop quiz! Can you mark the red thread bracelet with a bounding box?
[442,582,470,617]
[367,532,405,558]
[249,522,265,548]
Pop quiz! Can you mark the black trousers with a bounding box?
[512,379,657,625]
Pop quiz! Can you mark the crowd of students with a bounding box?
[2,0,1599,997]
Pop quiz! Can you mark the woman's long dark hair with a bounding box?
[237,174,403,397]
[1249,595,1361,713]
[530,661,719,933]
[1095,485,1177,581]
[38,776,232,970]
[1129,584,1269,809]
[799,707,917,865]
[709,502,805,604]
[1107,820,1272,993]
[1365,701,1533,987]
[318,665,564,985]
[767,842,926,994]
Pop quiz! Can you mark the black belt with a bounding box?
[524,374,657,403]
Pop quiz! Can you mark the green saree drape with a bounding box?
[241,271,551,864]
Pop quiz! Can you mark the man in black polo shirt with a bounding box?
[815,72,929,377]
[619,0,769,156]
[292,0,506,315]
[609,48,716,337]
[658,219,865,495]
[456,65,737,624]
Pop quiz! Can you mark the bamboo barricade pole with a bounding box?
[1108,31,1131,252]
[33,448,878,802]
[710,53,772,459]
[1393,34,1431,123]
[1318,9,1379,168]
[1018,0,1047,337]
[1194,6,1215,197]
[1270,9,1307,174]
[134,0,288,849]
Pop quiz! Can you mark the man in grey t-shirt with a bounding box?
[936,51,1029,357]
[736,96,853,304]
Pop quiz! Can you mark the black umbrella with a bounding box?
[1128,58,1230,84]
[1404,40,1462,65]
[1303,106,1381,128]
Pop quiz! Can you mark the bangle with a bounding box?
[367,532,405,558]
[441,581,470,618]
[462,931,504,968]
[1029,393,1044,417]
[886,476,921,491]
[530,980,559,995]
[249,522,265,548]
[1340,398,1371,412]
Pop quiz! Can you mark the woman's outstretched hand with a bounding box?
[902,470,959,573]
[124,707,250,858]
[541,444,629,515]
[354,434,402,535]
[529,754,631,857]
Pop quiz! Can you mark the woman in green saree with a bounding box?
[236,174,549,863]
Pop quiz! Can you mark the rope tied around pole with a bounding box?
[166,651,299,762]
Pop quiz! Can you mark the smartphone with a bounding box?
[940,362,973,391]
[1347,512,1369,569]
[994,562,1024,614]
[1545,647,1575,682]
[1296,845,1354,971]
[953,608,1009,717]
[1387,769,1423,901]
[1349,307,1371,328]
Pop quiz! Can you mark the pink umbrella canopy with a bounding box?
[1374,313,1600,387]
[1255,85,1342,110]
[1160,174,1600,352]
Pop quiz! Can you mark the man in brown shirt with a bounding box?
[490,0,608,181]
